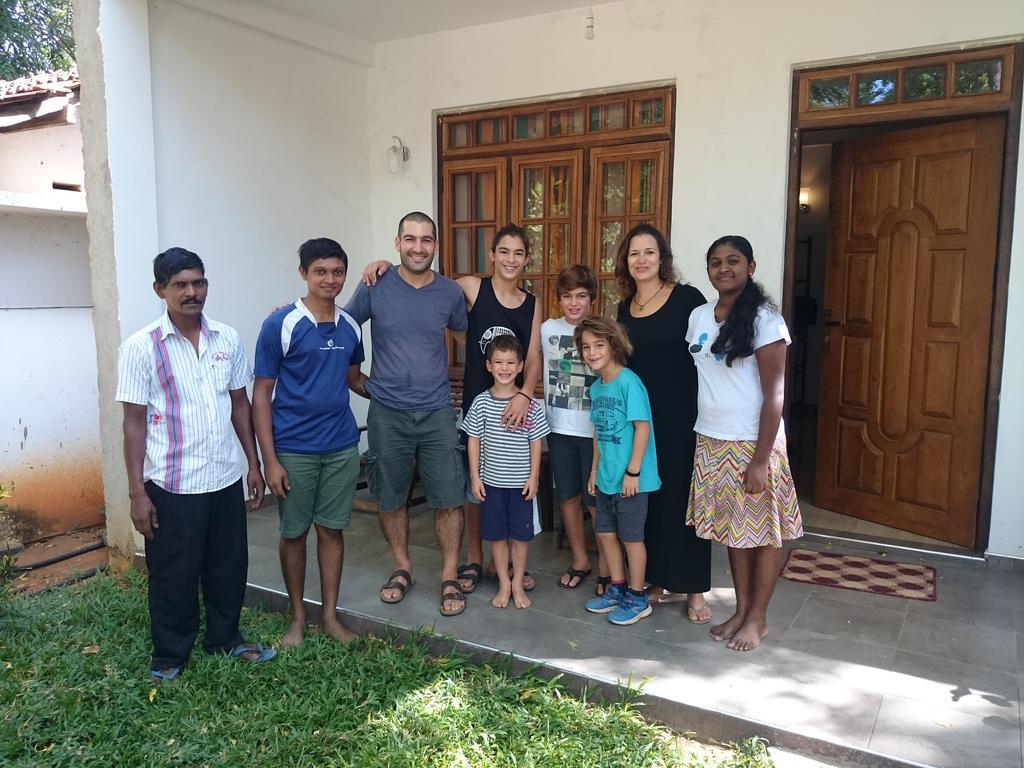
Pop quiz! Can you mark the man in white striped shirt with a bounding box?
[117,247,273,683]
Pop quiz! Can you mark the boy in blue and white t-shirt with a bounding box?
[462,335,550,610]
[574,315,660,626]
[253,238,364,648]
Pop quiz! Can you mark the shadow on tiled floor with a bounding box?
[245,502,1023,768]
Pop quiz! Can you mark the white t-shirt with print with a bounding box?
[685,303,791,441]
[540,316,596,437]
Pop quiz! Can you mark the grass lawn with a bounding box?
[0,572,773,767]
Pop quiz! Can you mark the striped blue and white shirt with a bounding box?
[116,312,252,494]
[461,391,550,488]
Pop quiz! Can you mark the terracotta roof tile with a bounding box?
[0,67,80,101]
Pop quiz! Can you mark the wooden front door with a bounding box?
[814,116,1004,547]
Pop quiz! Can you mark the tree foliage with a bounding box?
[0,0,75,81]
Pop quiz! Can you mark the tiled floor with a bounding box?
[244,503,1023,768]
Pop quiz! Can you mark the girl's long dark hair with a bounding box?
[706,235,777,367]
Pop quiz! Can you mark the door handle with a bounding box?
[824,320,843,327]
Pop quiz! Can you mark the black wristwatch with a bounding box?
[624,468,640,478]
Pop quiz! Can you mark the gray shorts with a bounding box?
[547,432,595,507]
[364,399,465,512]
[595,490,648,542]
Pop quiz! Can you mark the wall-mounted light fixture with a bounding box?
[799,187,811,213]
[584,3,595,39]
[388,135,410,174]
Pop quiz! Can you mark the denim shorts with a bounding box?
[364,400,465,512]
[547,432,595,507]
[276,446,360,538]
[595,490,648,542]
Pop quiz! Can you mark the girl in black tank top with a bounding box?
[462,277,536,417]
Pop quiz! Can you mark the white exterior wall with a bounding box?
[146,0,373,423]
[366,0,1024,557]
[0,126,101,540]
[0,124,84,193]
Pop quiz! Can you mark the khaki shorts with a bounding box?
[276,446,360,539]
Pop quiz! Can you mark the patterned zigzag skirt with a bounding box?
[685,433,803,549]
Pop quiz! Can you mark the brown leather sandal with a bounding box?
[439,579,467,617]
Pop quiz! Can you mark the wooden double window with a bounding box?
[438,86,674,329]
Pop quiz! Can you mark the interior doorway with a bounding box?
[784,44,1021,552]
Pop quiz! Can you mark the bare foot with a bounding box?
[492,584,511,608]
[280,620,305,648]
[709,611,746,642]
[512,586,531,609]
[727,620,768,651]
[487,562,535,591]
[321,618,358,644]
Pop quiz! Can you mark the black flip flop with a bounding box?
[559,567,592,590]
[457,562,483,594]
[594,575,611,597]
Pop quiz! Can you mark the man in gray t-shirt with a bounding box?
[346,211,469,617]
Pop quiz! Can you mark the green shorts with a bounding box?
[364,399,465,513]
[276,446,360,539]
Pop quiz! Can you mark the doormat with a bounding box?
[780,548,937,602]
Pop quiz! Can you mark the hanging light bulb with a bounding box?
[584,4,595,40]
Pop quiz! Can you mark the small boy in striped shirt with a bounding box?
[462,335,550,609]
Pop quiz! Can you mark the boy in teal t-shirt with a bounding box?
[574,316,660,626]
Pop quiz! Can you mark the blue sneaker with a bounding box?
[585,583,624,614]
[608,590,652,625]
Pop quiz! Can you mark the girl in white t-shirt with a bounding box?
[685,235,803,652]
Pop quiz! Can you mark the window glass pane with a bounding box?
[546,285,561,325]
[549,108,583,136]
[522,168,544,219]
[903,65,946,101]
[475,227,494,273]
[453,174,471,223]
[513,113,544,140]
[633,97,664,126]
[475,172,496,221]
[630,159,654,214]
[454,228,472,273]
[856,71,897,106]
[599,222,622,273]
[549,166,570,218]
[449,121,471,147]
[601,162,625,216]
[808,76,850,110]
[954,59,1002,95]
[524,224,543,271]
[589,102,626,131]
[475,118,506,145]
[600,279,623,318]
[548,223,569,272]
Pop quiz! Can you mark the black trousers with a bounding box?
[144,479,248,669]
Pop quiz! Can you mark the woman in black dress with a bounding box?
[616,224,712,622]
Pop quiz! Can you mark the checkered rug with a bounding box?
[780,548,937,602]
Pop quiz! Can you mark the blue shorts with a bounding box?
[480,485,535,542]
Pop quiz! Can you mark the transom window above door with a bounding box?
[438,85,674,339]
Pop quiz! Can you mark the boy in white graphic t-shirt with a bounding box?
[540,265,608,595]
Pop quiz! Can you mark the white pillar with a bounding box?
[73,0,161,568]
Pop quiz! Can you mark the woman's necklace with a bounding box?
[632,282,666,312]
